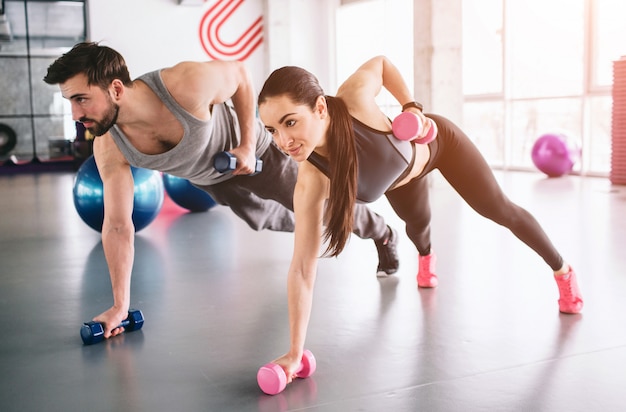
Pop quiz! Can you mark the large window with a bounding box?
[0,0,87,163]
[336,0,623,176]
[336,0,413,118]
[463,0,626,175]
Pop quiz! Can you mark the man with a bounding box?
[44,42,399,340]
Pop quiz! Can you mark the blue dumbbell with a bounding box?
[213,151,263,175]
[80,309,144,345]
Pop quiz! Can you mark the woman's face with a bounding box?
[259,94,328,162]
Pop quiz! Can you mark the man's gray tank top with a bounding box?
[108,70,271,186]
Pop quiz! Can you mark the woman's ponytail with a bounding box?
[259,67,358,257]
[322,96,357,257]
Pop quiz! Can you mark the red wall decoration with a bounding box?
[198,0,263,61]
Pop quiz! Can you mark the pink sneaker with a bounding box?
[554,267,583,314]
[417,252,438,288]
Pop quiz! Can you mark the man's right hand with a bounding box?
[92,306,130,339]
[92,136,136,341]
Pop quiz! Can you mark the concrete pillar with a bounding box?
[413,0,463,124]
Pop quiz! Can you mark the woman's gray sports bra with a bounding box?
[307,117,415,203]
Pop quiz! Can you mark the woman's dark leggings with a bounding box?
[385,113,564,271]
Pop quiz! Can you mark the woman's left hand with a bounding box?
[271,352,305,384]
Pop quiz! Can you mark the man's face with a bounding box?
[60,73,119,137]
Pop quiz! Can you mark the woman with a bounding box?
[257,56,583,382]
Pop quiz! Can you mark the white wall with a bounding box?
[87,0,341,95]
[263,0,339,91]
[86,0,453,116]
[88,0,267,89]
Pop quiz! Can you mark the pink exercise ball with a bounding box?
[531,133,581,177]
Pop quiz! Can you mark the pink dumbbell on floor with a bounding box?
[392,111,438,144]
[257,350,317,395]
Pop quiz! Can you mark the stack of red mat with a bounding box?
[611,56,626,184]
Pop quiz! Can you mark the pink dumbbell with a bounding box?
[392,111,438,144]
[257,350,317,395]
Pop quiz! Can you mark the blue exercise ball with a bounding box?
[162,173,217,212]
[73,155,164,232]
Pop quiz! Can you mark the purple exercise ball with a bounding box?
[531,133,581,177]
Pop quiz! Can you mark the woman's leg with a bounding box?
[385,177,438,287]
[385,176,432,256]
[427,114,582,313]
[428,114,564,271]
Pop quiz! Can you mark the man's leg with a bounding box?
[204,142,399,273]
[202,182,295,232]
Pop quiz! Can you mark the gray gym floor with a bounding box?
[1,168,625,412]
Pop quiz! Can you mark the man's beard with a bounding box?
[81,101,119,137]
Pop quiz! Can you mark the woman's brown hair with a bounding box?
[259,67,357,257]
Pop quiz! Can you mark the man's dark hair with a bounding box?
[43,42,132,89]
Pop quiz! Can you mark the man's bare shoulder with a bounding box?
[93,133,129,171]
[161,60,237,109]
